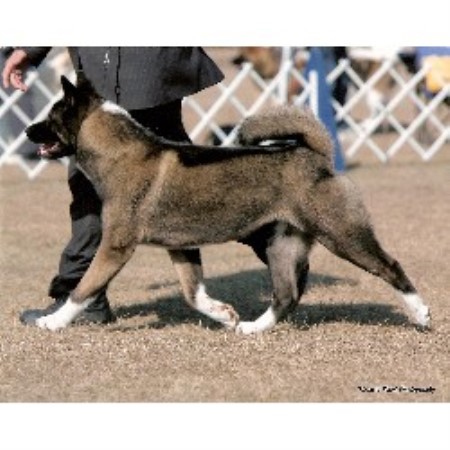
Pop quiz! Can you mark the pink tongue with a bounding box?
[38,144,53,157]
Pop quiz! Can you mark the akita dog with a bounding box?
[25,73,430,333]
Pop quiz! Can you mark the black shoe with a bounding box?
[19,296,116,327]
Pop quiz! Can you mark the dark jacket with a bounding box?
[22,47,224,110]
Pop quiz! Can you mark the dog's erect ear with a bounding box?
[75,70,88,83]
[60,75,77,99]
[76,70,92,89]
[76,70,98,97]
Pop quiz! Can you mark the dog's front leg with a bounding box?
[169,249,239,329]
[36,237,136,331]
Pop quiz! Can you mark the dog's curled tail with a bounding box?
[237,106,333,159]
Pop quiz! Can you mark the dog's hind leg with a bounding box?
[318,229,430,328]
[36,236,136,330]
[169,249,240,329]
[311,176,430,328]
[237,224,312,334]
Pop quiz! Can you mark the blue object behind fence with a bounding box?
[305,47,346,173]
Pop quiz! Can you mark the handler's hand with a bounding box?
[2,49,30,91]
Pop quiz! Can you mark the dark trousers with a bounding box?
[48,100,190,303]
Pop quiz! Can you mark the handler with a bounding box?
[2,47,223,325]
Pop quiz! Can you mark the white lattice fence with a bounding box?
[323,54,450,162]
[184,49,449,163]
[1,48,449,180]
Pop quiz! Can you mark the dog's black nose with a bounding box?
[25,124,37,140]
[25,123,47,144]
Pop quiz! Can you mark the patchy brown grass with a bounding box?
[1,147,449,403]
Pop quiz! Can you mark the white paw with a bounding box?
[194,284,240,330]
[236,307,278,335]
[36,315,68,331]
[414,305,431,328]
[235,321,261,335]
[402,293,431,329]
[34,297,87,331]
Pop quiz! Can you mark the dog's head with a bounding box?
[26,73,101,159]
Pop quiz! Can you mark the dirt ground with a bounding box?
[1,146,449,402]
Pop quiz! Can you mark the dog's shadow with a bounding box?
[112,269,411,331]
